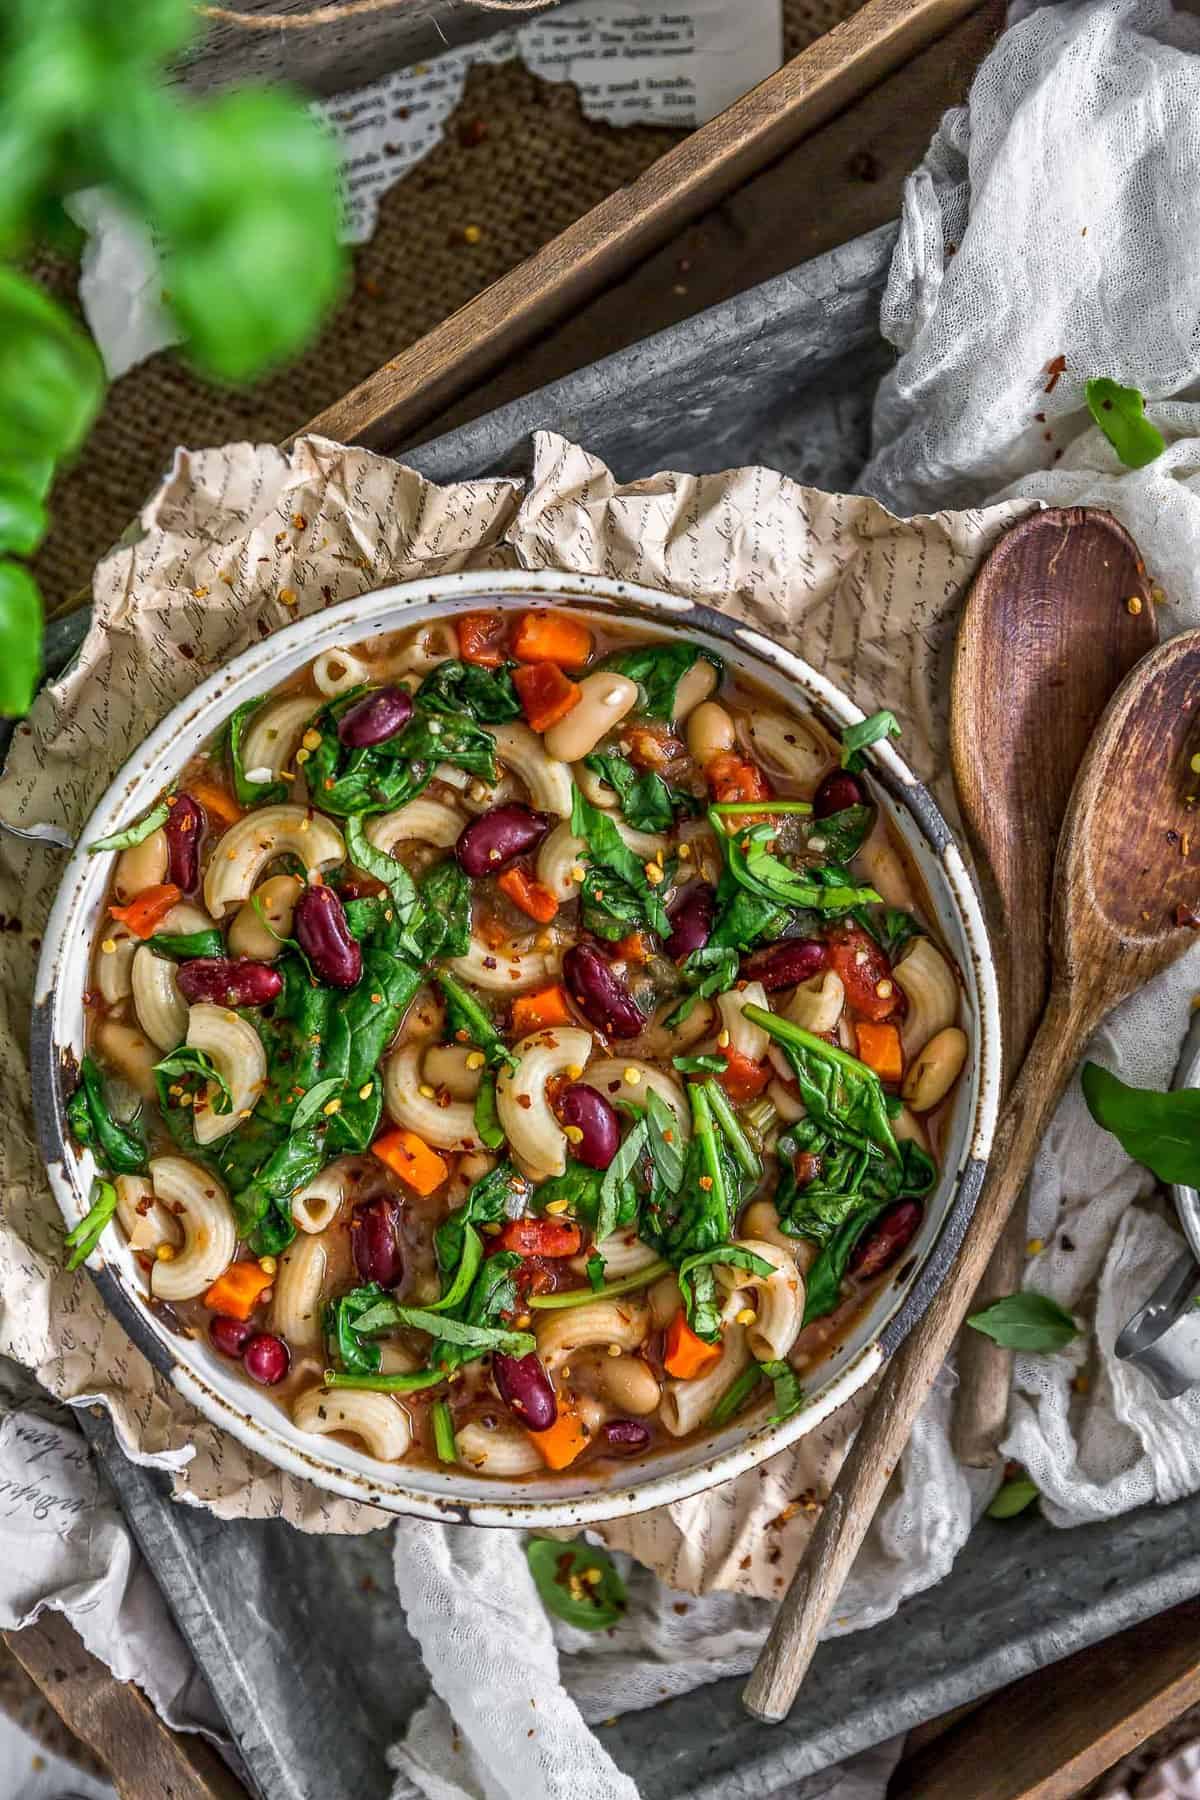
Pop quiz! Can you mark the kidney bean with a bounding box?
[209,1314,254,1359]
[164,794,204,892]
[294,884,362,989]
[351,1196,404,1289]
[850,1200,923,1279]
[556,1083,620,1169]
[493,1351,557,1432]
[665,882,715,960]
[825,921,899,1021]
[563,943,645,1039]
[602,1419,651,1453]
[243,1332,290,1386]
[336,685,414,748]
[813,769,867,818]
[739,938,828,992]
[176,958,284,1007]
[456,804,553,878]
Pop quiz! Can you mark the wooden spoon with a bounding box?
[744,628,1200,1722]
[951,508,1156,1466]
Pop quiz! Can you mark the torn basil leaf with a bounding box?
[967,1293,1079,1354]
[840,710,901,772]
[1085,377,1165,470]
[87,802,169,854]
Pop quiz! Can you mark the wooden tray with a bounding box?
[302,0,997,453]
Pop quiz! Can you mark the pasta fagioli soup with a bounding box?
[69,606,968,1480]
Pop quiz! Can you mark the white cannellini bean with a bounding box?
[672,657,719,721]
[687,701,735,765]
[544,672,638,762]
[228,874,304,962]
[114,828,168,903]
[902,1026,968,1113]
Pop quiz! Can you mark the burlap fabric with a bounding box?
[30,0,861,612]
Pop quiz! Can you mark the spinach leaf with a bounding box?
[595,1118,648,1245]
[526,1539,626,1631]
[641,1082,735,1263]
[1085,377,1165,470]
[678,1243,773,1340]
[435,1160,529,1275]
[416,658,521,723]
[808,803,873,864]
[841,710,901,773]
[325,1282,387,1376]
[432,1250,534,1370]
[987,1475,1039,1519]
[228,699,291,807]
[802,1210,878,1324]
[586,1251,606,1291]
[148,927,225,961]
[397,710,497,781]
[746,1005,900,1164]
[708,887,791,953]
[570,786,670,938]
[304,688,497,817]
[66,1056,146,1175]
[881,908,920,959]
[967,1293,1078,1353]
[354,1303,534,1358]
[583,751,700,834]
[63,1179,118,1271]
[1081,1062,1200,1187]
[760,1358,805,1423]
[599,642,722,722]
[664,945,740,1028]
[418,859,472,960]
[435,969,519,1074]
[709,1364,762,1426]
[473,1070,505,1150]
[534,1160,604,1222]
[712,812,880,914]
[88,802,169,854]
[154,1046,232,1116]
[232,1127,324,1255]
[290,1076,343,1131]
[579,865,648,943]
[344,815,425,960]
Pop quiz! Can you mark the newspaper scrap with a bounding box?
[72,0,781,378]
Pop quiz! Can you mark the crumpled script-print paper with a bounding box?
[0,431,1029,1583]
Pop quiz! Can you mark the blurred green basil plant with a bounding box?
[0,0,347,714]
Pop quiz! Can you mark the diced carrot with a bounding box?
[490,1218,582,1258]
[498,867,559,925]
[718,1048,771,1102]
[854,1020,903,1083]
[513,662,581,733]
[615,931,651,964]
[664,1311,722,1380]
[705,751,771,805]
[530,1402,590,1470]
[457,610,509,668]
[511,983,573,1036]
[512,611,593,669]
[187,779,243,827]
[372,1128,449,1196]
[110,883,183,939]
[203,1261,274,1321]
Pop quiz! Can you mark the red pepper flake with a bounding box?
[457,117,488,147]
[1043,354,1067,393]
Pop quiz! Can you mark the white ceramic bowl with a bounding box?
[33,571,1001,1526]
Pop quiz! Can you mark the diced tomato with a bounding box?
[456,611,509,668]
[490,1218,582,1258]
[704,751,771,805]
[718,1048,771,1102]
[513,661,581,733]
[826,921,902,1022]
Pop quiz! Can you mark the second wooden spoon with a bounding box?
[951,506,1156,1466]
[744,628,1200,1722]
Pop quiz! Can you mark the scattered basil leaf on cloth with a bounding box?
[1085,377,1166,468]
[987,1475,1039,1519]
[841,709,901,772]
[1081,1062,1200,1187]
[526,1539,627,1631]
[88,802,170,853]
[967,1292,1078,1353]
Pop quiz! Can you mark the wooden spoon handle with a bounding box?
[742,988,1085,1723]
[952,1204,1027,1467]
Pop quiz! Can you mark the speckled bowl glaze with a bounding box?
[33,571,1001,1526]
